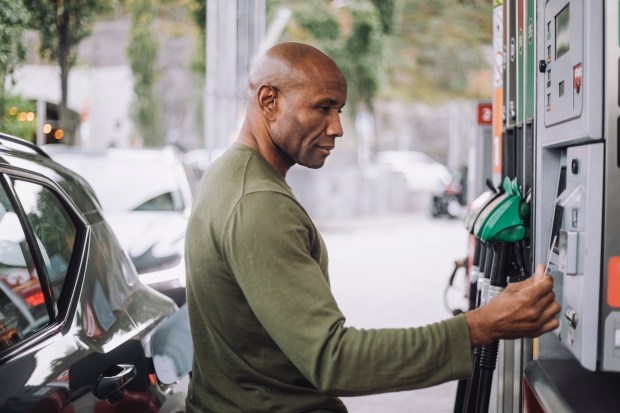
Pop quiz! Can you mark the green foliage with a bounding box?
[0,95,37,142]
[369,0,397,35]
[193,0,493,108]
[293,1,340,41]
[22,0,110,143]
[0,1,30,120]
[338,3,383,111]
[127,0,163,147]
[23,0,108,64]
[268,0,491,104]
[190,0,205,75]
[190,0,205,30]
[275,0,395,114]
[385,0,493,102]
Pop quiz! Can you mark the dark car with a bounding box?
[43,145,198,306]
[0,133,192,412]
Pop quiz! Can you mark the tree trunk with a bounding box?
[58,2,74,145]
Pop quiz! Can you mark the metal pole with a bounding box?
[204,0,266,161]
[36,100,45,146]
[205,0,218,163]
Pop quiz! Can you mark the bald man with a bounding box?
[184,42,560,412]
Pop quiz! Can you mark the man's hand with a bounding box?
[464,264,561,347]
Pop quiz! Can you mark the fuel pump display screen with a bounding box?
[555,4,570,60]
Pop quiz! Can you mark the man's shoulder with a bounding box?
[199,144,294,206]
[217,144,291,195]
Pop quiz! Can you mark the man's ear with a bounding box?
[257,84,278,121]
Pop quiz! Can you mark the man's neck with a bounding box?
[236,130,291,177]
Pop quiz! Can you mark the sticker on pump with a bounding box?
[477,103,492,125]
[608,256,620,308]
[573,63,582,93]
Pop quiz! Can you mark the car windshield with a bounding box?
[53,153,186,212]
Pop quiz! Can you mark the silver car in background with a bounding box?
[43,145,198,306]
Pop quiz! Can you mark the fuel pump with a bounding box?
[461,1,620,410]
[460,177,530,413]
[453,186,500,413]
[455,178,512,413]
[474,179,529,413]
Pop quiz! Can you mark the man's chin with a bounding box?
[301,158,328,169]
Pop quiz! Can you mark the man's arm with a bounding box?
[464,264,561,347]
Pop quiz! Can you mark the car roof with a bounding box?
[42,144,184,164]
[0,133,102,215]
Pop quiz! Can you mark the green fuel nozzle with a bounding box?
[476,177,529,244]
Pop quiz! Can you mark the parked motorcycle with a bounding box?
[430,168,467,218]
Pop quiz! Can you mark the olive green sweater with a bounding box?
[185,144,473,412]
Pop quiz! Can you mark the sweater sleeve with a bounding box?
[223,191,473,396]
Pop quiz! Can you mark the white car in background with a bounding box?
[43,145,198,305]
[376,150,452,193]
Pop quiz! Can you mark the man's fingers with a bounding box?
[527,273,555,300]
[507,264,546,291]
[531,263,545,282]
[539,314,560,335]
[531,289,556,310]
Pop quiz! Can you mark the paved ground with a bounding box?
[315,210,470,413]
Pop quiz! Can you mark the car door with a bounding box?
[0,168,157,413]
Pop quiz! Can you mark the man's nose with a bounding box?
[327,113,344,137]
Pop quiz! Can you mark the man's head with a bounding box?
[240,42,347,175]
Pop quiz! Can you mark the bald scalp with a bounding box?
[248,42,344,94]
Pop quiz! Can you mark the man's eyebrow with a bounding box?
[315,98,346,107]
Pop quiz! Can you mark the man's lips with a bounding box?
[316,145,334,155]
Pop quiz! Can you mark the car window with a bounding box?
[0,178,79,353]
[12,180,76,304]
[0,185,50,351]
[133,192,177,211]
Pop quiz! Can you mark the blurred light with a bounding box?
[54,129,64,140]
[18,112,27,121]
[26,112,35,122]
[8,107,17,116]
[43,124,52,134]
[24,291,45,307]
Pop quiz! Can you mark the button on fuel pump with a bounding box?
[565,307,578,329]
[539,60,547,73]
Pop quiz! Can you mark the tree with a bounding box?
[0,1,30,123]
[384,0,493,102]
[127,0,163,147]
[269,0,396,115]
[22,0,109,144]
[189,0,205,75]
[267,0,492,103]
[188,0,392,137]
